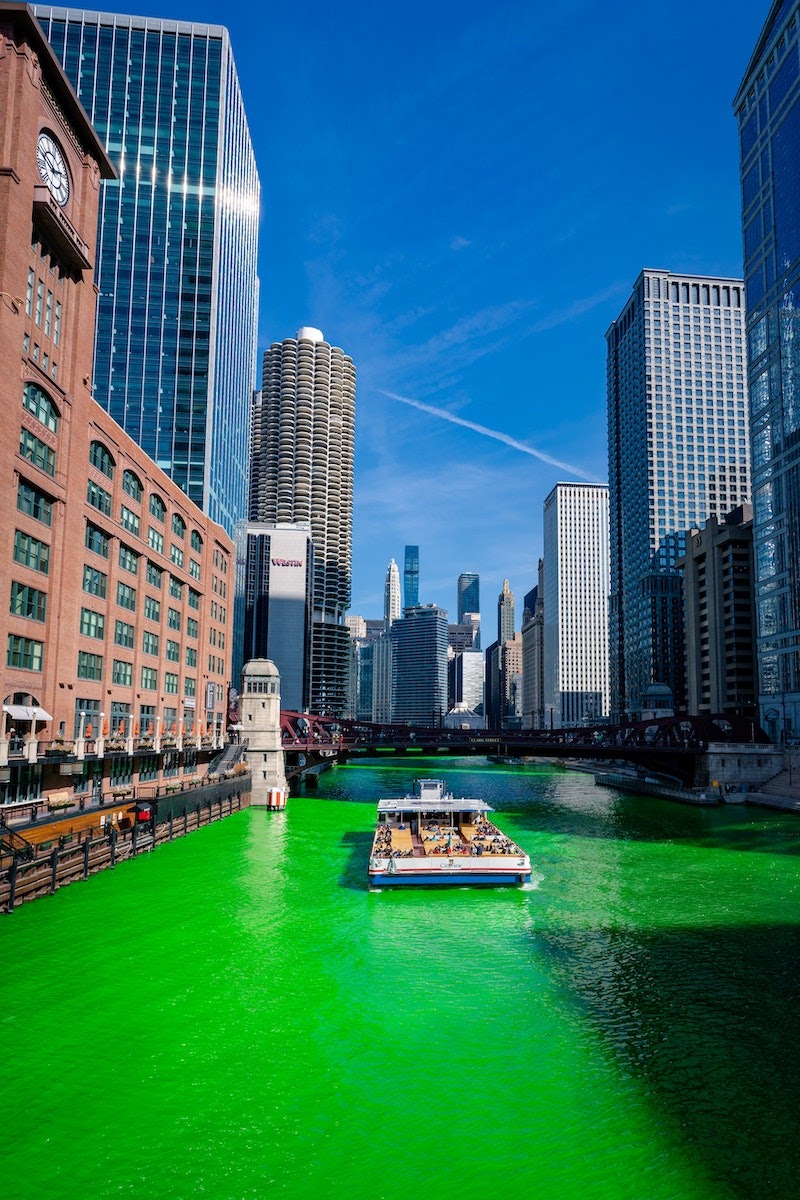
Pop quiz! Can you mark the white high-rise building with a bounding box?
[607,271,750,718]
[458,651,485,713]
[462,612,481,650]
[251,328,356,715]
[543,484,610,728]
[345,615,367,640]
[241,523,314,713]
[448,649,484,715]
[384,559,401,629]
[498,579,515,644]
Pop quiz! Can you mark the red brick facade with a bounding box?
[0,5,233,805]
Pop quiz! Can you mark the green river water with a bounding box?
[2,758,800,1200]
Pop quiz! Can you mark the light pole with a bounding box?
[782,692,793,786]
[766,678,791,785]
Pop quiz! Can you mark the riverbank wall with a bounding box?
[0,774,252,913]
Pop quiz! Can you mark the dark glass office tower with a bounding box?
[390,604,448,725]
[457,572,479,623]
[403,545,419,611]
[735,0,800,739]
[35,7,260,538]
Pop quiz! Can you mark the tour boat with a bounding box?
[368,778,531,887]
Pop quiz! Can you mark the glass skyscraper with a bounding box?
[403,545,419,611]
[35,7,260,537]
[390,605,448,726]
[457,572,479,624]
[606,270,750,719]
[735,0,800,739]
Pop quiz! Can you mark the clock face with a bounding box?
[36,133,70,206]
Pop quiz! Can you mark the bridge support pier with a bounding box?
[701,742,783,792]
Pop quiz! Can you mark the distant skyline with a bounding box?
[54,0,768,622]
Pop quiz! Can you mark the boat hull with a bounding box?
[369,857,531,888]
[370,871,530,887]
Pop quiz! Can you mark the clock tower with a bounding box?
[0,3,115,744]
[0,2,114,410]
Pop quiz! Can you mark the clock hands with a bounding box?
[36,134,70,206]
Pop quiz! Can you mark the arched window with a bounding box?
[23,382,59,433]
[149,493,166,522]
[171,513,186,538]
[122,469,143,502]
[190,529,203,553]
[89,440,115,478]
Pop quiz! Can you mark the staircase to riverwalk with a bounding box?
[208,741,248,775]
[754,769,799,800]
[744,768,800,814]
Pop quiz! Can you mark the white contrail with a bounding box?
[383,390,601,481]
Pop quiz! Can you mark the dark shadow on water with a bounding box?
[534,920,800,1200]
[338,830,373,891]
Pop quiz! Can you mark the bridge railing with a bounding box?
[279,710,771,754]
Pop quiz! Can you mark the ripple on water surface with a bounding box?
[2,758,800,1200]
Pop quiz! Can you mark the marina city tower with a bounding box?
[250,328,356,716]
[34,7,260,538]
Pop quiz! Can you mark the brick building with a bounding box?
[678,506,757,720]
[0,3,233,809]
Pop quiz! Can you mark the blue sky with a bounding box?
[103,0,766,628]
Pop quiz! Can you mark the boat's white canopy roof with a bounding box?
[377,797,492,815]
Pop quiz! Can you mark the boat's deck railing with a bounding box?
[372,812,528,863]
[376,798,491,815]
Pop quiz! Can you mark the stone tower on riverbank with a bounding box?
[240,659,287,803]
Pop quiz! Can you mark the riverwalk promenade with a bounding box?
[745,769,800,814]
